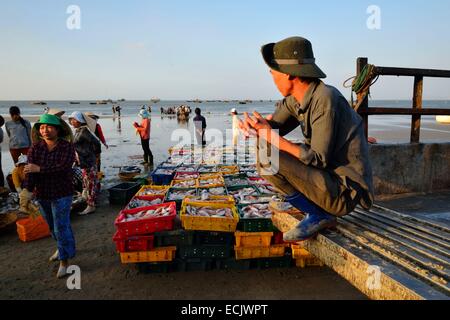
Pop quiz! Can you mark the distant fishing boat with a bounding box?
[118,99,126,102]
[436,116,450,124]
[32,101,47,105]
[239,101,247,105]
[70,102,80,105]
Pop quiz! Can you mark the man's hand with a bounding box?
[244,112,277,143]
[24,164,40,174]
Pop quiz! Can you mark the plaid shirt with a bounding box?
[24,139,76,200]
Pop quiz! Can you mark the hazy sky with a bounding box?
[1,0,450,100]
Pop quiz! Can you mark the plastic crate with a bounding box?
[115,202,177,237]
[183,195,235,206]
[197,174,225,188]
[180,201,239,232]
[235,231,273,248]
[135,185,170,197]
[234,244,288,260]
[175,258,213,272]
[237,203,274,232]
[170,179,197,188]
[16,216,51,242]
[108,182,141,206]
[196,186,228,196]
[255,254,293,269]
[174,172,199,181]
[154,229,195,247]
[151,168,175,186]
[226,185,262,205]
[272,232,285,245]
[125,195,165,210]
[217,165,239,175]
[178,245,232,259]
[193,231,234,246]
[165,188,198,211]
[215,258,253,271]
[223,173,250,188]
[120,246,177,264]
[113,232,154,253]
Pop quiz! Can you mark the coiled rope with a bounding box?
[343,64,379,111]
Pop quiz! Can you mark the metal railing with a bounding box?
[356,57,450,143]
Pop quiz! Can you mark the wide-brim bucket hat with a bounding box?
[68,111,98,134]
[261,36,326,79]
[32,113,74,143]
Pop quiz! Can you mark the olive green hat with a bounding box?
[32,113,73,143]
[261,36,326,79]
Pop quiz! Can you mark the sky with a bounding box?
[1,0,450,100]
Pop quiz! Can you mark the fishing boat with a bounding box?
[32,101,47,105]
[70,102,81,105]
[436,116,450,124]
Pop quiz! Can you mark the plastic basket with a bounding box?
[174,172,199,181]
[217,165,239,175]
[150,168,175,186]
[234,244,288,260]
[16,216,51,242]
[177,245,232,259]
[170,179,198,188]
[136,185,170,197]
[125,195,165,210]
[164,188,198,211]
[223,173,250,188]
[180,201,239,232]
[237,203,274,232]
[226,185,262,204]
[255,254,293,269]
[215,258,253,271]
[154,229,195,247]
[183,195,235,206]
[113,232,154,253]
[115,202,177,237]
[175,258,213,272]
[197,174,225,188]
[120,246,177,264]
[235,231,274,248]
[108,182,141,206]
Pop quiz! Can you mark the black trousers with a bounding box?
[141,138,154,164]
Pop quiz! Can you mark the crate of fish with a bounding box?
[115,202,177,237]
[154,229,195,247]
[177,245,232,259]
[246,171,261,179]
[239,164,257,172]
[255,184,278,196]
[125,195,165,210]
[120,246,177,264]
[227,185,265,205]
[197,174,225,188]
[174,172,199,181]
[175,258,214,272]
[234,244,288,260]
[135,185,170,198]
[170,178,198,189]
[175,165,198,173]
[217,165,239,175]
[237,203,274,232]
[164,188,198,211]
[235,231,274,248]
[150,167,176,186]
[255,254,293,270]
[223,173,250,188]
[198,165,218,175]
[215,258,253,271]
[112,232,155,253]
[158,161,179,169]
[196,186,228,196]
[183,194,235,206]
[180,201,239,232]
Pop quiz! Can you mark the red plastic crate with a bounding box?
[112,232,155,252]
[115,202,177,237]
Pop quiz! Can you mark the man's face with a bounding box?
[39,124,58,141]
[11,114,20,122]
[270,69,293,97]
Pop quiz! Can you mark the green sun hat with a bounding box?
[36,114,61,126]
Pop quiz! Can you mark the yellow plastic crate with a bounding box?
[136,185,170,197]
[291,244,324,268]
[197,174,225,188]
[120,246,177,264]
[170,179,198,188]
[235,231,274,248]
[180,201,239,232]
[234,244,288,260]
[217,165,239,175]
[183,195,235,205]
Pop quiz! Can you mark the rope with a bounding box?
[343,64,380,111]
